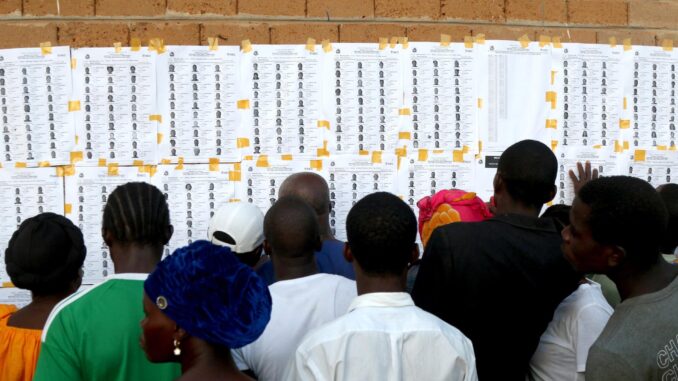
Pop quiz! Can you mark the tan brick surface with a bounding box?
[0,23,57,48]
[407,24,472,42]
[655,31,678,47]
[505,0,567,23]
[238,0,305,17]
[472,25,538,41]
[95,0,165,16]
[270,23,338,44]
[340,23,406,42]
[308,0,374,19]
[130,22,201,46]
[58,22,130,47]
[629,0,678,29]
[375,0,440,19]
[201,23,270,45]
[0,0,21,15]
[568,0,628,25]
[442,0,505,21]
[23,0,94,15]
[597,29,656,46]
[539,28,598,43]
[167,0,236,15]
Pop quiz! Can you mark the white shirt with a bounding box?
[233,273,356,381]
[285,292,478,381]
[528,281,613,381]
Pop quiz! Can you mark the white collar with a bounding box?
[348,292,414,313]
[105,273,149,281]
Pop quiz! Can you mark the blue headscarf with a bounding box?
[144,240,272,349]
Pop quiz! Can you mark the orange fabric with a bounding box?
[0,304,43,381]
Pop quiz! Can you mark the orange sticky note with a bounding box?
[453,150,464,163]
[634,150,646,162]
[256,155,269,168]
[418,149,429,162]
[209,158,219,171]
[371,151,382,164]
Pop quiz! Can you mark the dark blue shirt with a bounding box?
[256,239,355,285]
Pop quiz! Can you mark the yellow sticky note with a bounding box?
[359,150,369,156]
[453,150,464,163]
[234,163,241,171]
[623,141,630,150]
[398,132,411,140]
[464,36,474,49]
[389,37,397,49]
[209,158,220,171]
[243,155,253,161]
[462,145,470,154]
[545,91,557,109]
[662,39,674,52]
[518,34,530,49]
[657,145,668,151]
[15,162,27,168]
[40,41,52,55]
[70,58,77,69]
[399,108,411,116]
[539,35,551,48]
[160,159,171,165]
[551,140,558,151]
[68,101,81,112]
[148,165,158,177]
[619,119,630,129]
[2,282,15,288]
[545,119,558,129]
[306,38,316,52]
[440,34,451,47]
[38,161,50,167]
[418,149,429,162]
[241,39,252,53]
[237,138,250,148]
[310,159,323,171]
[551,70,557,85]
[157,133,163,144]
[149,114,162,123]
[477,98,483,109]
[149,38,166,54]
[552,36,562,48]
[176,157,184,170]
[98,158,107,167]
[237,99,250,109]
[317,147,330,157]
[623,38,632,51]
[228,171,242,181]
[322,39,332,53]
[64,203,72,214]
[114,42,122,53]
[208,37,219,51]
[371,151,382,164]
[317,120,330,129]
[133,160,144,167]
[609,36,617,48]
[70,151,83,164]
[634,150,646,162]
[398,36,409,49]
[131,38,141,51]
[107,163,119,176]
[256,155,269,168]
[395,147,407,158]
[474,34,486,44]
[62,165,75,176]
[623,97,628,110]
[281,154,293,161]
[378,37,388,50]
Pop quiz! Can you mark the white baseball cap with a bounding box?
[207,202,264,254]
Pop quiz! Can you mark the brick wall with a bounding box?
[0,0,676,48]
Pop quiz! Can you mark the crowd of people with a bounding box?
[0,139,676,381]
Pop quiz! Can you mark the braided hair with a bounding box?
[102,182,171,246]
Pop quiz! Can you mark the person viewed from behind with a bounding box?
[257,172,355,284]
[233,196,356,380]
[0,213,85,381]
[207,202,266,268]
[34,182,180,381]
[562,176,678,381]
[412,140,579,380]
[141,240,272,381]
[286,192,477,381]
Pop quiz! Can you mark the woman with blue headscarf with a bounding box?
[140,240,272,380]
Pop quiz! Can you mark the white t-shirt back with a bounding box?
[233,273,356,381]
[528,280,613,381]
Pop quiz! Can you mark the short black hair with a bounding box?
[541,204,571,231]
[579,176,668,269]
[346,192,417,276]
[498,140,557,207]
[5,213,85,295]
[264,196,319,258]
[658,183,678,253]
[102,182,171,246]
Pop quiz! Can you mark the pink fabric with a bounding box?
[417,189,492,247]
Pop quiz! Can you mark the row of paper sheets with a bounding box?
[0,42,676,166]
[1,147,676,289]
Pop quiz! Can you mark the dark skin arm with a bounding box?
[569,161,599,196]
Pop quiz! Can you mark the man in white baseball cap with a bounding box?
[208,202,265,267]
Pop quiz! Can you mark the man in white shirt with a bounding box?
[233,196,356,381]
[528,279,613,381]
[285,192,477,381]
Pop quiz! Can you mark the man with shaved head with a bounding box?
[233,196,356,380]
[256,172,355,285]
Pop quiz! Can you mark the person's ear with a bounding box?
[410,244,420,265]
[163,225,174,245]
[343,242,354,263]
[606,245,626,268]
[254,244,264,258]
[546,184,557,203]
[263,239,272,257]
[102,228,113,247]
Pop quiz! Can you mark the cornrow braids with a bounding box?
[102,182,171,246]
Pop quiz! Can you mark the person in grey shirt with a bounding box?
[561,176,678,381]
